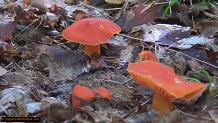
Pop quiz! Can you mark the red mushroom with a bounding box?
[127,61,207,115]
[138,51,158,62]
[94,87,111,99]
[62,18,121,57]
[71,84,95,107]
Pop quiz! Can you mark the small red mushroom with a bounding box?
[62,18,121,58]
[71,84,95,107]
[94,87,111,99]
[138,51,158,62]
[127,61,207,115]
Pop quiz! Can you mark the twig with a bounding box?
[104,8,122,11]
[180,110,213,121]
[203,11,218,20]
[13,18,40,39]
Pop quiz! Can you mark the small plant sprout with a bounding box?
[196,70,214,94]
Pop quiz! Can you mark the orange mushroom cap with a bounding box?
[62,18,121,57]
[71,84,95,107]
[139,51,158,62]
[94,87,111,99]
[127,61,207,115]
[62,18,121,46]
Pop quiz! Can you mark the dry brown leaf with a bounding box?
[41,97,73,122]
[117,3,156,32]
[0,19,17,41]
[38,45,92,81]
[196,21,218,37]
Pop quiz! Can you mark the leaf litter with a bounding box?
[0,0,218,122]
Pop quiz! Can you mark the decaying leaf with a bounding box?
[0,19,17,41]
[196,21,218,37]
[41,97,73,122]
[0,86,33,116]
[14,26,45,43]
[117,3,156,32]
[38,45,91,81]
[2,72,34,85]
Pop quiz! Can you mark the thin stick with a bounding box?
[180,110,213,121]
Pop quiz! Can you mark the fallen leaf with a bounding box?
[117,3,156,32]
[0,20,17,41]
[2,72,34,84]
[41,97,73,122]
[176,36,215,49]
[38,45,91,81]
[196,21,218,37]
[0,86,32,116]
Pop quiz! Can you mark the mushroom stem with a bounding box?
[84,45,100,57]
[152,93,174,116]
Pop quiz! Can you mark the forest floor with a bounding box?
[0,0,218,122]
